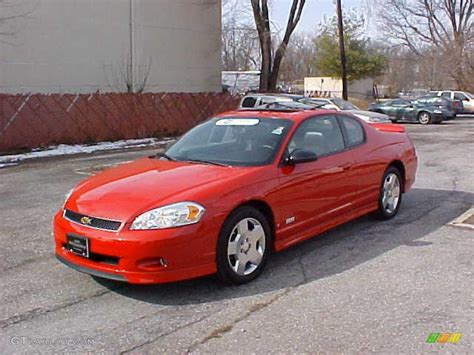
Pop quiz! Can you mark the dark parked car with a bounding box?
[368,98,455,124]
[416,95,463,115]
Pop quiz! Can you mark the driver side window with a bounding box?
[288,115,345,157]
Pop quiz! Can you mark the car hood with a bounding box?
[65,158,254,222]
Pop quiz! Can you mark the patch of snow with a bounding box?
[0,137,174,166]
[0,163,19,169]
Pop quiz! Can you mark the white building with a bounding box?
[0,0,222,94]
[304,77,374,100]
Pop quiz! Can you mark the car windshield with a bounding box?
[331,98,359,110]
[165,117,293,166]
[465,92,473,99]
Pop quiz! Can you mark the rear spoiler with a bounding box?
[370,123,406,133]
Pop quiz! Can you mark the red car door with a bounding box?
[271,114,354,245]
[337,114,381,209]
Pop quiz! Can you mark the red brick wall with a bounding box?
[0,92,240,153]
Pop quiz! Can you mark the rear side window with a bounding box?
[340,116,365,147]
[241,97,257,108]
[260,97,276,105]
[441,91,451,98]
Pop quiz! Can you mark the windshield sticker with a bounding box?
[271,127,285,135]
[216,118,260,126]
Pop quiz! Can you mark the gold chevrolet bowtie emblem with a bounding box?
[80,216,92,225]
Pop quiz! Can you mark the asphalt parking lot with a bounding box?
[0,117,473,353]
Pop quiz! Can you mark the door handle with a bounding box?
[322,164,351,174]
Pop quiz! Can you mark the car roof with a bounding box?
[243,93,292,98]
[303,97,331,101]
[216,108,341,123]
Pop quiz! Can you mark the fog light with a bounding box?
[137,257,168,270]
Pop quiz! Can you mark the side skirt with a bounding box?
[274,202,378,252]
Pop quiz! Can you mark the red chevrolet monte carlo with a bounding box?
[54,108,417,285]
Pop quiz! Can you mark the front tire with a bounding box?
[373,167,402,220]
[418,111,431,125]
[216,206,271,285]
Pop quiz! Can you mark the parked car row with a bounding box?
[239,90,473,125]
[239,94,392,124]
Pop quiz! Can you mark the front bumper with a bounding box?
[53,210,220,284]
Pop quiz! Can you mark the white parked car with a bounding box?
[239,94,302,109]
[431,90,474,113]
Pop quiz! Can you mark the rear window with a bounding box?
[340,116,365,147]
[241,97,257,108]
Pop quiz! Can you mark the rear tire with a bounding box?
[418,111,431,125]
[216,206,271,285]
[373,167,402,220]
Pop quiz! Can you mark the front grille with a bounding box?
[64,209,122,231]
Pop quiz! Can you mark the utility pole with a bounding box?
[336,0,348,100]
[129,0,135,93]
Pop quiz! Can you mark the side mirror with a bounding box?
[285,149,318,165]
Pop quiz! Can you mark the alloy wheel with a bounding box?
[382,173,401,214]
[418,112,430,124]
[227,218,266,276]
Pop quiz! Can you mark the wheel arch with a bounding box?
[227,199,276,243]
[417,110,431,118]
[388,160,406,192]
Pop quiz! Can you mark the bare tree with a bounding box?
[278,32,317,84]
[222,0,260,70]
[378,0,473,90]
[250,0,306,92]
[103,53,152,93]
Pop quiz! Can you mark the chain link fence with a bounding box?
[0,92,240,153]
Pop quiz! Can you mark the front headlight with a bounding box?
[130,202,205,230]
[433,109,442,114]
